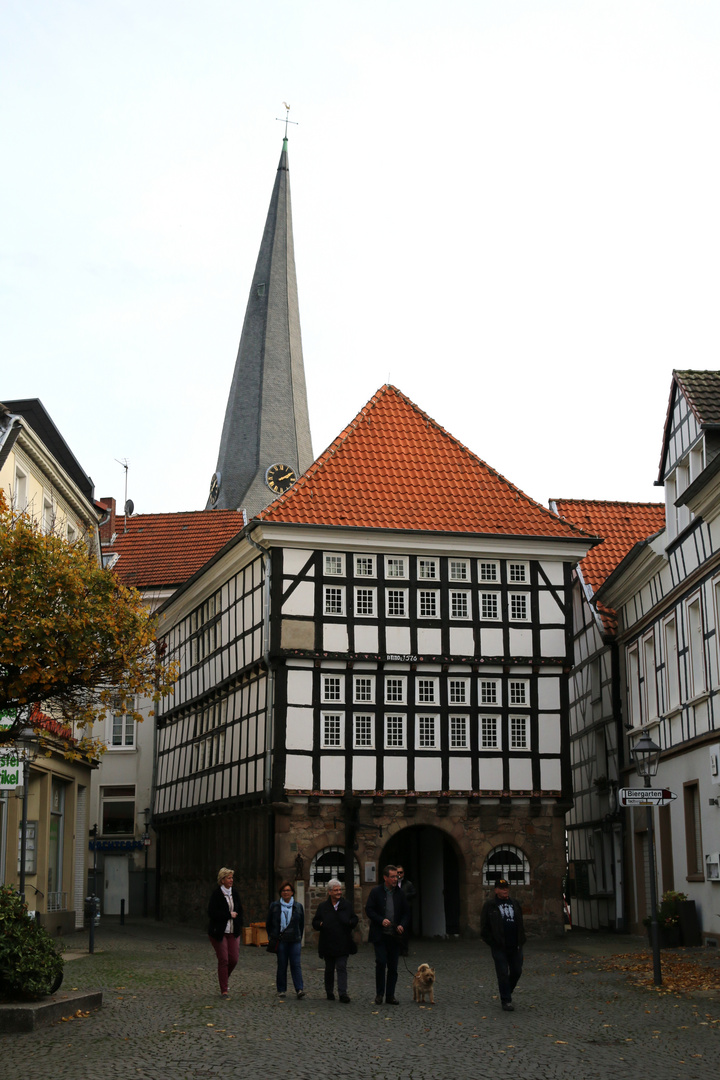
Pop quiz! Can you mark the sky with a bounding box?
[3,0,720,516]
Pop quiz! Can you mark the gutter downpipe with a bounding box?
[246,531,275,904]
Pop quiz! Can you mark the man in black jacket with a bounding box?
[480,876,526,1012]
[365,864,409,1005]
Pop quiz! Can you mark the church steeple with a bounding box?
[206,138,313,514]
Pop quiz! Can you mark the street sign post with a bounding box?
[618,787,677,807]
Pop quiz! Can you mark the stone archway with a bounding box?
[380,824,463,937]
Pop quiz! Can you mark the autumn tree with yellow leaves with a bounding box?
[0,493,176,757]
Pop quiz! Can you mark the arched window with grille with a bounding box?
[482,845,530,886]
[309,846,360,887]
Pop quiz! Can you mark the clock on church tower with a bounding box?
[265,463,297,495]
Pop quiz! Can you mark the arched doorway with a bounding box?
[380,825,462,937]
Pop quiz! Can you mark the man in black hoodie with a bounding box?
[480,876,526,1012]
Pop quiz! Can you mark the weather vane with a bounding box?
[276,102,298,139]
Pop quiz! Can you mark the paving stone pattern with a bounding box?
[2,920,717,1080]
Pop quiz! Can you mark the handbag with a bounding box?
[266,937,279,953]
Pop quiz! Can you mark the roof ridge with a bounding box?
[552,498,664,508]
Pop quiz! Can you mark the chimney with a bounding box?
[99,497,117,545]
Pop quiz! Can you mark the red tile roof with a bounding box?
[105,510,245,590]
[259,385,593,541]
[552,499,665,633]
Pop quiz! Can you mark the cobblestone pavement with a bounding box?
[2,919,719,1080]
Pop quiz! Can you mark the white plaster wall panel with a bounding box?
[449,757,472,790]
[538,715,561,754]
[540,758,562,790]
[243,594,253,628]
[222,770,231,800]
[540,561,565,587]
[320,755,345,790]
[417,628,442,654]
[239,762,247,794]
[257,715,266,753]
[478,757,503,789]
[283,549,314,576]
[285,707,313,750]
[449,627,475,655]
[287,668,313,706]
[481,628,503,655]
[221,610,230,643]
[353,756,376,790]
[282,580,315,616]
[253,628,263,661]
[240,721,248,758]
[354,624,379,652]
[509,628,532,655]
[386,626,412,654]
[508,758,533,789]
[285,754,312,789]
[538,677,560,710]
[415,757,442,791]
[541,629,566,656]
[383,756,408,789]
[539,590,564,624]
[230,765,238,796]
[324,623,349,652]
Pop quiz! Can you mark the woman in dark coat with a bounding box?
[312,877,358,1003]
[207,867,244,998]
[266,880,305,998]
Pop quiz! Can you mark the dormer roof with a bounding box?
[258,385,595,542]
[657,370,720,483]
[551,498,665,633]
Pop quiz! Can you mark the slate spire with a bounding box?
[206,138,313,514]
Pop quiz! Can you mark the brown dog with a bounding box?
[412,963,436,1004]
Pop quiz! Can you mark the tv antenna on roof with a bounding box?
[115,457,131,533]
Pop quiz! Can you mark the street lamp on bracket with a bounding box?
[631,730,663,986]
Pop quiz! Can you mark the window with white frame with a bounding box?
[322,675,343,702]
[42,496,54,534]
[449,559,469,581]
[642,632,658,721]
[416,714,438,749]
[450,591,470,619]
[416,677,438,704]
[14,467,27,510]
[354,587,376,616]
[386,589,407,617]
[385,556,407,578]
[418,590,439,617]
[509,679,528,706]
[664,615,680,711]
[448,678,468,704]
[508,561,528,584]
[324,553,344,576]
[109,697,135,748]
[66,522,77,544]
[509,593,529,620]
[481,715,499,748]
[385,714,406,748]
[481,592,499,619]
[417,558,438,580]
[353,714,374,748]
[627,644,641,726]
[510,716,528,749]
[322,712,344,748]
[385,676,406,703]
[354,676,375,703]
[324,586,345,616]
[686,594,706,697]
[101,785,135,835]
[310,846,360,886]
[479,678,500,705]
[479,560,499,582]
[355,554,376,577]
[450,715,469,748]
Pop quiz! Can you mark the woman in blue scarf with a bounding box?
[266,880,305,998]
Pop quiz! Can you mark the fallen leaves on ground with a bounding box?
[594,952,720,1001]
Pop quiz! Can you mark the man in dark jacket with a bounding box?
[396,864,416,956]
[365,864,409,1005]
[312,878,359,1002]
[480,876,526,1012]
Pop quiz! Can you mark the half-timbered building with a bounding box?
[550,499,665,931]
[154,386,594,936]
[593,371,720,943]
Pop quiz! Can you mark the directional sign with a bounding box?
[619,788,677,807]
